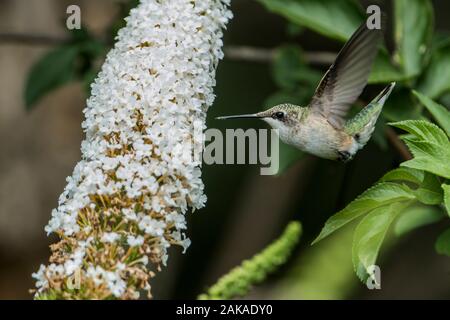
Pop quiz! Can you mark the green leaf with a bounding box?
[401,139,450,179]
[391,120,449,145]
[391,120,450,179]
[313,183,416,244]
[435,228,450,257]
[352,201,412,282]
[286,23,305,37]
[414,172,443,205]
[394,204,443,236]
[381,168,443,205]
[272,46,321,90]
[257,0,364,41]
[369,50,409,84]
[412,91,450,137]
[393,0,434,78]
[441,92,450,108]
[25,45,79,109]
[417,43,450,99]
[404,147,450,179]
[442,184,450,217]
[272,46,305,90]
[380,167,424,185]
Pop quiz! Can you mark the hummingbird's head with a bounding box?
[217,104,302,139]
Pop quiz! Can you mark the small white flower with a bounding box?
[122,208,138,221]
[127,235,144,247]
[105,271,127,298]
[32,265,48,290]
[101,232,120,243]
[138,216,166,237]
[64,259,80,276]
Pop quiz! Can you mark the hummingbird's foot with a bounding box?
[337,151,352,163]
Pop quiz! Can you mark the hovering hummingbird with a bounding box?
[217,20,396,162]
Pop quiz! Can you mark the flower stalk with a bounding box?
[32,0,232,299]
[198,221,302,300]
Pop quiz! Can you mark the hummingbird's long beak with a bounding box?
[216,113,264,120]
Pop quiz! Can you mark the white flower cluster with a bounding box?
[33,0,232,299]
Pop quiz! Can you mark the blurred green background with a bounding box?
[0,0,449,299]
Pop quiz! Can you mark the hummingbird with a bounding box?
[217,20,396,162]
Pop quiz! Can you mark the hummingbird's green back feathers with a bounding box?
[344,82,396,147]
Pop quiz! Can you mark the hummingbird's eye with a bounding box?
[273,111,285,120]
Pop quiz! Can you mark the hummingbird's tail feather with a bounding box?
[344,82,396,148]
[374,82,396,105]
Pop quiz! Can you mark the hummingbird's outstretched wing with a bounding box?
[309,20,383,129]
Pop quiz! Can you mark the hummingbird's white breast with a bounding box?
[285,113,357,160]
